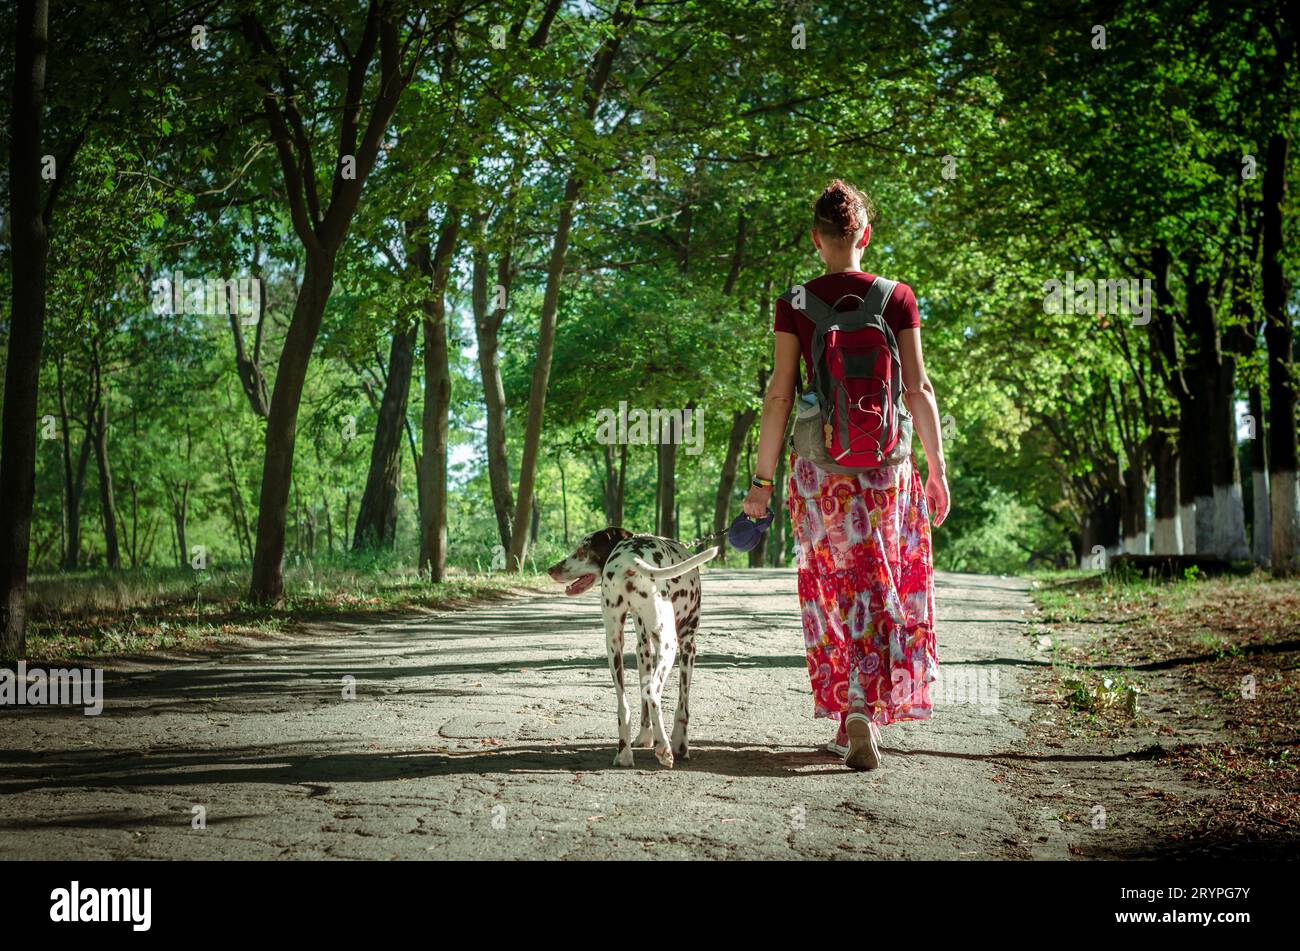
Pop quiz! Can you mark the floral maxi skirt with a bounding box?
[787,450,939,725]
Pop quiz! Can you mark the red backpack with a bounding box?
[780,276,913,472]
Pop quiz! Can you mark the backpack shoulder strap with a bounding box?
[780,285,833,399]
[778,284,835,324]
[863,276,898,320]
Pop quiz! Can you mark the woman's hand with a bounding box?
[743,484,774,518]
[925,467,950,527]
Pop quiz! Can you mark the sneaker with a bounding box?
[843,712,881,770]
[825,721,849,757]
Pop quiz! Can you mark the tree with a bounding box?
[0,0,51,655]
[507,0,642,570]
[239,3,435,602]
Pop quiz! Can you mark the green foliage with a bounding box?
[7,0,1299,601]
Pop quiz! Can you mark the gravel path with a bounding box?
[0,569,1051,859]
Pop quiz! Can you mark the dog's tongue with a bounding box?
[566,574,595,596]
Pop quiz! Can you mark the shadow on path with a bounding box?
[0,736,1174,796]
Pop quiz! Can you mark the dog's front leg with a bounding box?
[605,605,633,767]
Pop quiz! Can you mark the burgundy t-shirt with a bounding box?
[773,271,920,386]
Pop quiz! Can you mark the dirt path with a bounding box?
[0,568,1127,860]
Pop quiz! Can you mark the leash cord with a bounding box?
[678,528,728,550]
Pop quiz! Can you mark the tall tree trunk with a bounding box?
[509,174,581,569]
[229,242,271,418]
[1177,407,1200,554]
[1249,383,1271,565]
[249,250,335,601]
[1150,423,1182,554]
[343,492,352,552]
[56,359,92,570]
[600,443,627,527]
[1183,269,1218,555]
[654,444,662,535]
[1220,195,1267,562]
[127,480,138,568]
[713,408,758,565]
[652,174,698,543]
[220,428,253,562]
[704,216,756,563]
[139,511,159,567]
[472,214,516,550]
[1208,353,1248,559]
[171,421,193,566]
[169,483,189,569]
[657,430,678,540]
[1078,483,1122,569]
[242,8,417,603]
[1263,131,1299,574]
[353,318,418,549]
[415,209,460,582]
[507,3,637,570]
[323,492,333,555]
[0,0,50,654]
[1148,244,1194,554]
[557,450,569,546]
[1190,278,1253,561]
[305,501,317,561]
[56,358,72,567]
[92,401,121,570]
[1120,447,1149,554]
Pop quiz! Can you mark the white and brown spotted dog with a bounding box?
[547,528,720,768]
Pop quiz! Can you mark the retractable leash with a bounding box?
[675,508,775,553]
[726,508,775,553]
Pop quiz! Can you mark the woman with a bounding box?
[743,179,949,771]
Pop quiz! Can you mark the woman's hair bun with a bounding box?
[813,179,874,241]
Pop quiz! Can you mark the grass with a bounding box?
[16,559,553,664]
[1028,565,1300,853]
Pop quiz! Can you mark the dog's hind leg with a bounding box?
[635,700,653,748]
[632,615,653,748]
[645,598,678,768]
[604,604,633,767]
[671,612,698,761]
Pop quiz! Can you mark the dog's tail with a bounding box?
[633,546,721,583]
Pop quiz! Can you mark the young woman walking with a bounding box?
[743,179,949,770]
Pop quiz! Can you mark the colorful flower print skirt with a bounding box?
[787,450,939,725]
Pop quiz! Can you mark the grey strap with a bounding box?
[779,285,835,323]
[833,384,854,460]
[862,277,897,320]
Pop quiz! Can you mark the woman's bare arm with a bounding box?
[743,331,800,516]
[897,327,950,525]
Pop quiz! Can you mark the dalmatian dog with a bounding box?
[547,528,720,768]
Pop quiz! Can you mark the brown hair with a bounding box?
[813,179,874,243]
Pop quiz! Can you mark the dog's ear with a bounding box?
[588,527,630,567]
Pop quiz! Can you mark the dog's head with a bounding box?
[546,527,633,596]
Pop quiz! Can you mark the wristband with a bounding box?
[751,475,774,489]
